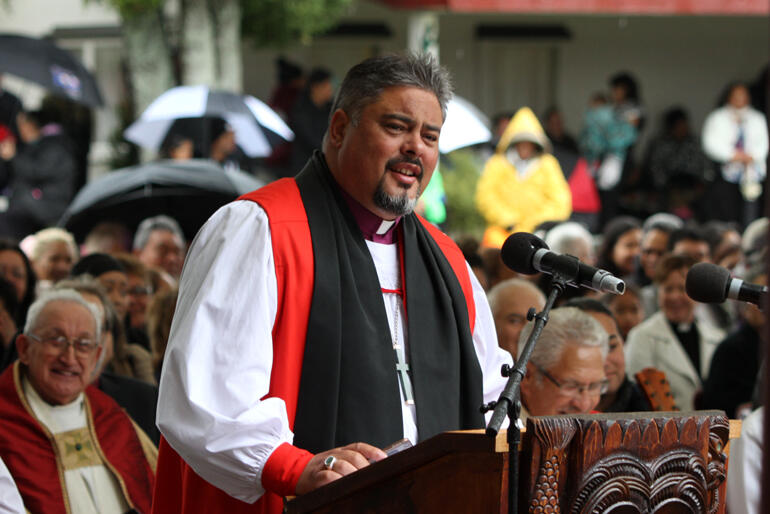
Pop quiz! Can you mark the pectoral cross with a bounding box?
[383,286,415,405]
[395,359,414,404]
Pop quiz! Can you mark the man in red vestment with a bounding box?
[0,289,156,513]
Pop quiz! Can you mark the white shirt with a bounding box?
[726,407,763,514]
[702,105,768,182]
[157,200,511,504]
[23,379,129,514]
[0,457,24,514]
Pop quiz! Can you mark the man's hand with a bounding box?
[295,442,387,495]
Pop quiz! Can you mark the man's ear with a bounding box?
[0,308,17,348]
[91,344,103,373]
[327,109,350,148]
[16,334,31,365]
[520,362,536,395]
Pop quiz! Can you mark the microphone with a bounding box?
[500,232,625,295]
[686,262,767,307]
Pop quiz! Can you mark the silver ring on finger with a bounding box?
[323,455,336,471]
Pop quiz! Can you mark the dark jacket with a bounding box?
[602,376,653,413]
[288,93,331,173]
[97,372,160,445]
[0,133,76,239]
[701,322,762,418]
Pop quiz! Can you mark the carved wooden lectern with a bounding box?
[285,411,736,514]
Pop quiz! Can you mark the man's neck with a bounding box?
[338,188,401,244]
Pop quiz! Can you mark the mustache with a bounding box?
[386,157,423,178]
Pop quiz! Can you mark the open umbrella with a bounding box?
[59,159,264,242]
[124,85,293,158]
[439,95,492,153]
[0,33,103,108]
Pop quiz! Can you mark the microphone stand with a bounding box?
[484,272,570,514]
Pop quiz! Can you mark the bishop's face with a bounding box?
[329,86,443,220]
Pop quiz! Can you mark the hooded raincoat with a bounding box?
[476,107,571,248]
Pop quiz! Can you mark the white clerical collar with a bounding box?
[376,219,396,235]
[23,376,85,432]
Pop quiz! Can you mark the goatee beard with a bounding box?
[374,157,424,216]
[373,181,420,217]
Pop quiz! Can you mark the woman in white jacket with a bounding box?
[625,253,724,410]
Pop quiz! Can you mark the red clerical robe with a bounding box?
[0,362,156,514]
[152,177,475,514]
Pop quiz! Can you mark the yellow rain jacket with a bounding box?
[476,107,572,248]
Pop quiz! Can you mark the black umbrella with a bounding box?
[59,159,264,242]
[0,33,103,108]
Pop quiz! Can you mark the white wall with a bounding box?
[0,0,119,35]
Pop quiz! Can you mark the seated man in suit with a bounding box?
[0,289,156,513]
[518,306,609,420]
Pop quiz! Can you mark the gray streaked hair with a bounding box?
[24,289,102,343]
[132,215,186,251]
[330,53,453,125]
[518,306,608,371]
[54,278,114,374]
[487,278,546,315]
[54,277,110,329]
[545,222,595,259]
[642,212,683,234]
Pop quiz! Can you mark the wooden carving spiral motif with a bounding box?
[524,413,730,514]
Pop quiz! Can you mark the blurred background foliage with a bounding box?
[442,148,486,240]
[242,0,354,47]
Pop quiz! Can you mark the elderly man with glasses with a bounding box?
[0,289,156,513]
[518,306,610,420]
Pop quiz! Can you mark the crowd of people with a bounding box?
[475,72,768,235]
[0,215,184,510]
[0,52,765,513]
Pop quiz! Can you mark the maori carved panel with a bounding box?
[520,412,730,514]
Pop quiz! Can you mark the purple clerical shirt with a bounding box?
[339,189,400,244]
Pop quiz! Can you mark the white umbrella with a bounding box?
[124,85,294,158]
[439,96,492,154]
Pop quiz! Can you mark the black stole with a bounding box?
[291,153,484,454]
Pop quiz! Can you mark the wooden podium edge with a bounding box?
[284,416,741,512]
[285,429,508,512]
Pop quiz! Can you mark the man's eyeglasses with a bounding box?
[127,286,153,297]
[533,362,609,398]
[27,334,100,356]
